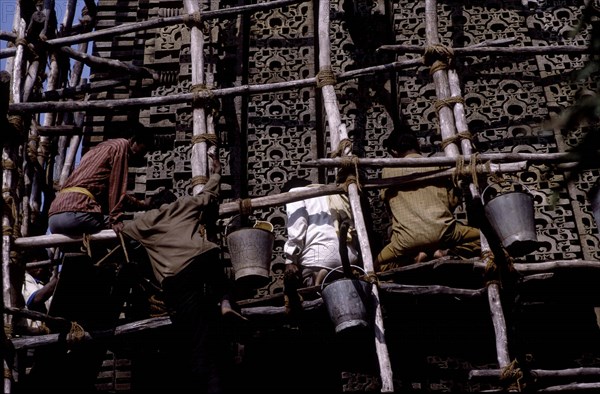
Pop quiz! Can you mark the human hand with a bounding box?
[208,150,221,174]
[111,221,124,234]
[283,263,301,282]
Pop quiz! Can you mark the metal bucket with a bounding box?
[227,222,274,289]
[321,266,372,334]
[482,181,538,257]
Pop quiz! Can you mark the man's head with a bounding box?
[128,123,154,163]
[282,177,312,193]
[383,132,420,158]
[146,189,177,210]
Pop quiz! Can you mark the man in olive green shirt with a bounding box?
[122,152,239,394]
[375,133,481,271]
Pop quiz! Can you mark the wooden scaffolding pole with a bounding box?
[317,1,394,391]
[183,0,210,196]
[424,0,512,372]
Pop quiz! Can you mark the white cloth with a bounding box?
[283,185,359,282]
[22,272,52,328]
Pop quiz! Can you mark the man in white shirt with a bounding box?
[282,178,360,287]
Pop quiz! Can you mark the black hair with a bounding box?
[383,132,420,156]
[148,189,177,209]
[130,122,155,150]
[282,177,312,193]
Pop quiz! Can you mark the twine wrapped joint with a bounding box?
[183,11,203,27]
[191,133,219,148]
[316,67,337,88]
[423,44,454,73]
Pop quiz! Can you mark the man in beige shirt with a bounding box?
[375,133,481,272]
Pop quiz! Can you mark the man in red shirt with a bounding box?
[48,123,153,235]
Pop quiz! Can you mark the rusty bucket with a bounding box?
[226,220,274,289]
[482,180,538,257]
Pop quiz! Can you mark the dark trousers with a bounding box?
[161,250,228,394]
[22,256,119,393]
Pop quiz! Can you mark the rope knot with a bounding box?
[316,66,337,88]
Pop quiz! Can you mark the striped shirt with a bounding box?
[48,138,131,225]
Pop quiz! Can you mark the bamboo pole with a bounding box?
[39,76,129,101]
[58,46,158,79]
[303,152,580,166]
[10,316,173,350]
[57,5,95,191]
[0,0,307,58]
[377,44,591,56]
[183,0,209,196]
[421,0,513,373]
[3,6,28,393]
[8,58,423,113]
[317,1,393,391]
[470,367,600,380]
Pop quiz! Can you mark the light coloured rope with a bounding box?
[434,96,464,113]
[66,321,85,345]
[316,66,337,88]
[191,133,218,147]
[329,138,353,158]
[183,11,203,26]
[191,176,209,187]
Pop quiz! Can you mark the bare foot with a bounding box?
[433,249,449,259]
[414,252,429,263]
[221,299,248,322]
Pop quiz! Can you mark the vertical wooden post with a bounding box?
[317,1,394,391]
[183,0,211,195]
[424,0,512,371]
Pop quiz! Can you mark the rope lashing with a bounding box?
[423,44,454,75]
[4,323,12,339]
[190,84,218,113]
[452,153,482,189]
[4,368,13,380]
[183,11,203,27]
[191,176,209,187]
[329,138,353,158]
[8,115,24,135]
[2,159,16,171]
[27,135,40,161]
[316,66,337,88]
[500,359,525,392]
[14,38,28,47]
[434,96,465,114]
[2,193,18,236]
[364,272,380,287]
[339,156,362,192]
[482,250,501,288]
[239,198,253,216]
[191,133,219,147]
[38,322,50,335]
[190,83,213,105]
[66,321,86,345]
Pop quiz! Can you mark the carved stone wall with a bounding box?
[86,0,600,391]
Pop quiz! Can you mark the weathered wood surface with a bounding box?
[10,316,173,350]
[470,367,600,380]
[0,0,308,58]
[303,152,581,167]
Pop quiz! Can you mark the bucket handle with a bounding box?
[320,265,367,292]
[224,214,273,239]
[481,178,533,205]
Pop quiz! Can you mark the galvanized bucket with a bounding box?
[226,220,274,289]
[321,265,372,334]
[482,181,538,257]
